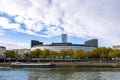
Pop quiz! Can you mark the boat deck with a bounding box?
[11,62,56,68]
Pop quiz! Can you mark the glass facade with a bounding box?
[31,45,96,51]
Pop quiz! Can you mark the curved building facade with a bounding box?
[31,34,98,51]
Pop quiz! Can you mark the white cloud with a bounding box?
[0,17,49,37]
[0,0,120,46]
[0,17,20,30]
[0,41,30,50]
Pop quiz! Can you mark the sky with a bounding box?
[0,0,120,49]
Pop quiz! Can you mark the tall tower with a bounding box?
[62,34,67,43]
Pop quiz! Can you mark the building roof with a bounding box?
[0,46,6,49]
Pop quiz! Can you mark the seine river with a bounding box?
[1,68,120,80]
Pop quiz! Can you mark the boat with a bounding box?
[10,62,56,68]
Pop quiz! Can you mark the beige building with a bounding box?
[112,45,120,50]
[0,46,6,58]
[13,48,30,58]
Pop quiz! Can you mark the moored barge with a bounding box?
[11,62,55,68]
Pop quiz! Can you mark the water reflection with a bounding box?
[27,68,120,80]
[1,68,120,80]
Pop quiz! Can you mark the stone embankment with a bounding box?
[55,62,120,68]
[1,62,120,68]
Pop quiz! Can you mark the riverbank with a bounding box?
[1,62,120,68]
[55,62,120,68]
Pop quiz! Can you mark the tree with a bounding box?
[4,50,17,59]
[59,50,67,59]
[84,51,92,59]
[66,49,74,58]
[91,47,113,59]
[49,50,58,59]
[29,49,42,59]
[108,50,120,59]
[42,49,50,58]
[115,50,120,57]
[23,53,30,59]
[108,50,117,59]
[74,49,85,59]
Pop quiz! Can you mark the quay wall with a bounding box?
[1,62,120,68]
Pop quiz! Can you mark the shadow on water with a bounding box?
[21,67,120,72]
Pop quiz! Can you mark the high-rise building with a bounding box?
[84,39,98,47]
[31,40,43,47]
[62,34,67,43]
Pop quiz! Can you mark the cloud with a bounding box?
[0,0,120,46]
[0,41,30,50]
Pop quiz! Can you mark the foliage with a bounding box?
[49,50,58,58]
[66,49,74,57]
[23,52,30,58]
[42,49,50,58]
[108,50,117,58]
[4,50,17,58]
[6,47,120,60]
[29,49,42,59]
[59,50,67,59]
[91,47,113,59]
[74,49,85,59]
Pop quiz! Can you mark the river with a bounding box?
[1,68,120,80]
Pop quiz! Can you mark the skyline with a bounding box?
[0,0,120,49]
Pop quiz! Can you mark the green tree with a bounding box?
[4,50,17,59]
[59,50,67,59]
[92,47,113,59]
[84,51,92,59]
[108,50,120,59]
[49,50,58,59]
[29,49,42,59]
[23,52,30,59]
[115,50,120,57]
[108,50,117,59]
[66,49,74,57]
[42,49,50,58]
[74,49,85,59]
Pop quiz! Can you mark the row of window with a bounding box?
[31,45,96,51]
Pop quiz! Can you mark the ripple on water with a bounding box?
[0,68,120,80]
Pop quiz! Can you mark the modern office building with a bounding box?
[31,34,98,51]
[84,39,98,47]
[31,40,43,47]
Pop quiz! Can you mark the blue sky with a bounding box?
[0,0,120,49]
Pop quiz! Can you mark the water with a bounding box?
[1,68,120,80]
